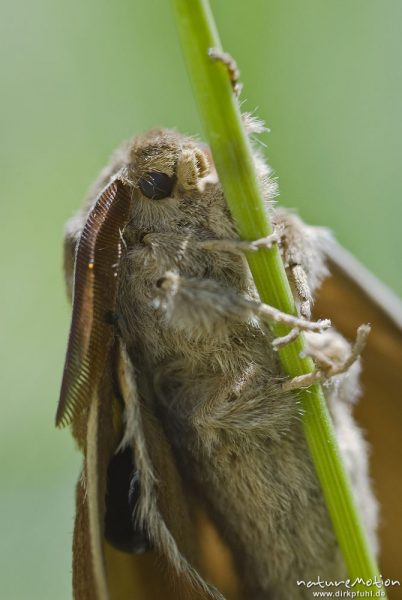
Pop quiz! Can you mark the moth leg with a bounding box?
[273,210,331,320]
[279,228,314,320]
[288,263,313,319]
[197,230,280,255]
[274,214,312,318]
[154,271,330,339]
[198,230,312,349]
[282,324,370,391]
[271,326,301,349]
[199,218,315,320]
[208,47,242,96]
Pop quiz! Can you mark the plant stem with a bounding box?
[172,0,384,593]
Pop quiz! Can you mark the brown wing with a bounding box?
[72,343,241,600]
[314,241,402,590]
[56,178,132,427]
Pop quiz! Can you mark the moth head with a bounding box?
[126,129,215,200]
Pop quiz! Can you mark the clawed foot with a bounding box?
[198,230,281,255]
[272,327,301,349]
[282,324,371,391]
[208,47,243,97]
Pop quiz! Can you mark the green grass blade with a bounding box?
[172,0,384,594]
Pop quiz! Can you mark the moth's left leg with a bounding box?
[154,271,330,340]
[197,231,280,254]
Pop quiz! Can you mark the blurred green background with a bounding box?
[1,0,401,598]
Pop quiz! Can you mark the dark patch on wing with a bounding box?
[104,447,152,554]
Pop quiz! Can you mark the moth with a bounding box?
[57,123,401,600]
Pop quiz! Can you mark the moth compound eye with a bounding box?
[138,171,174,200]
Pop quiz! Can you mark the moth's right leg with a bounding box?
[195,212,323,322]
[282,324,370,391]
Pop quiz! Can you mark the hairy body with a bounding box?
[65,127,377,599]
